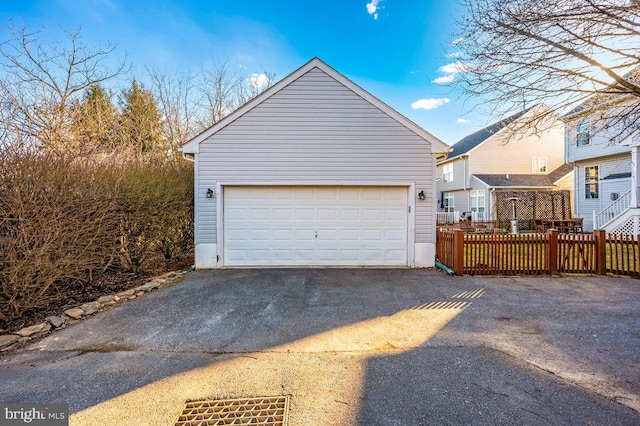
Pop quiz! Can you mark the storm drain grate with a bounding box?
[174,395,290,426]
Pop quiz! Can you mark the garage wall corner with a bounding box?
[195,243,218,269]
[414,243,435,268]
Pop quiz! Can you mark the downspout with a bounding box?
[435,258,455,276]
[490,187,496,224]
[462,155,469,215]
[182,152,195,163]
[570,161,578,218]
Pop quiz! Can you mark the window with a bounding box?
[470,190,485,213]
[532,157,547,174]
[443,163,453,182]
[585,166,599,199]
[443,192,455,212]
[576,116,590,146]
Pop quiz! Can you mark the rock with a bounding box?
[117,289,135,297]
[16,322,51,337]
[64,308,84,319]
[104,301,116,306]
[113,295,121,302]
[0,335,19,351]
[134,281,161,292]
[46,316,66,328]
[97,295,115,304]
[145,280,162,289]
[80,301,102,315]
[135,291,145,297]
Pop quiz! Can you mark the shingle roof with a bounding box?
[548,163,574,183]
[602,172,631,180]
[446,108,532,159]
[474,164,573,188]
[473,174,555,188]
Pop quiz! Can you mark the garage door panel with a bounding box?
[341,209,360,220]
[363,209,382,220]
[363,229,382,241]
[385,229,406,241]
[223,186,408,266]
[296,209,315,220]
[341,229,360,241]
[318,209,338,220]
[273,209,293,220]
[318,230,338,241]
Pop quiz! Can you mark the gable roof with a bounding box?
[547,163,574,183]
[474,164,573,188]
[444,108,532,161]
[181,57,448,154]
[564,66,640,119]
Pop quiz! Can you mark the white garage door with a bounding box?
[223,186,408,266]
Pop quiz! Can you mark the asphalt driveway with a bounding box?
[1,269,639,425]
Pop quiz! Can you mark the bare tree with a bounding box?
[0,22,125,156]
[147,58,277,149]
[452,0,640,142]
[197,58,244,128]
[236,70,277,106]
[147,67,199,153]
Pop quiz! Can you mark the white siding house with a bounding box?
[436,105,571,224]
[181,58,448,268]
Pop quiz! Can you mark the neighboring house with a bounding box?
[181,58,448,269]
[566,105,640,234]
[436,105,572,225]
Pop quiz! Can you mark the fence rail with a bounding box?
[436,229,638,277]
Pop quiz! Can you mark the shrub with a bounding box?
[0,148,193,323]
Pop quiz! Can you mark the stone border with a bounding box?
[0,269,191,353]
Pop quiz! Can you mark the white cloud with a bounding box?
[457,118,471,124]
[411,98,450,110]
[447,52,461,58]
[439,61,469,74]
[366,0,382,19]
[450,37,466,46]
[432,74,455,85]
[249,73,270,89]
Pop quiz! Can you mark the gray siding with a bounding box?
[195,67,435,245]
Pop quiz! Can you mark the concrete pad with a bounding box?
[0,269,638,425]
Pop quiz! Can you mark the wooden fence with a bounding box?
[436,229,640,277]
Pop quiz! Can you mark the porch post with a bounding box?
[631,146,640,208]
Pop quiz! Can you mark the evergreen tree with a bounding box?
[72,84,117,149]
[118,79,164,153]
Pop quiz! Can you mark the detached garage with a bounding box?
[181,58,448,268]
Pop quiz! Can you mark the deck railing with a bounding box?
[593,189,631,230]
[436,211,487,224]
[436,228,640,277]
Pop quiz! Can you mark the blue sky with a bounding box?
[0,0,482,145]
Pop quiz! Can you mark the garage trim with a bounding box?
[216,181,416,268]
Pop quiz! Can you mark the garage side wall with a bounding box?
[195,67,436,267]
